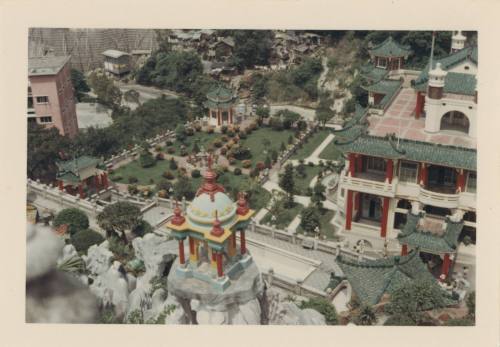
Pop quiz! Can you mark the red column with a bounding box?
[231,232,237,249]
[345,190,353,231]
[78,183,84,198]
[401,244,408,256]
[418,163,427,186]
[240,230,247,255]
[103,173,109,188]
[385,159,394,184]
[456,170,465,192]
[58,180,64,191]
[217,109,221,126]
[94,175,100,190]
[229,109,233,124]
[380,197,390,238]
[348,153,356,177]
[356,155,363,173]
[440,253,451,281]
[178,239,185,265]
[415,92,424,119]
[216,252,224,277]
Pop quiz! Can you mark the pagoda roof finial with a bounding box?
[171,200,186,226]
[195,154,225,200]
[236,191,250,216]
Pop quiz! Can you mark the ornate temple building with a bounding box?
[203,85,238,127]
[331,32,477,286]
[56,155,109,198]
[166,156,255,291]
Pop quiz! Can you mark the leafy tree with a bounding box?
[132,220,153,237]
[175,124,186,143]
[255,105,270,122]
[139,151,156,168]
[53,208,89,236]
[70,229,104,253]
[385,279,449,325]
[97,202,142,243]
[87,71,122,109]
[275,109,301,129]
[70,68,90,101]
[169,157,178,170]
[123,89,141,105]
[279,163,295,206]
[315,107,334,127]
[251,73,269,103]
[280,142,286,152]
[222,30,274,71]
[299,297,338,325]
[300,206,321,233]
[353,305,377,326]
[173,175,195,200]
[311,182,326,208]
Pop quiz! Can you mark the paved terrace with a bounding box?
[367,88,476,149]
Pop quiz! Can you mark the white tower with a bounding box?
[451,31,466,53]
[424,62,447,133]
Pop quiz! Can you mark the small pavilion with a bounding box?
[166,156,254,291]
[55,155,109,198]
[203,84,238,127]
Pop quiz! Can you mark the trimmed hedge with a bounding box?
[53,208,89,235]
[71,229,104,253]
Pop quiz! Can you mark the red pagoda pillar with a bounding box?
[217,109,221,126]
[94,175,100,190]
[58,180,64,191]
[348,153,356,177]
[78,183,84,198]
[380,197,390,238]
[456,169,465,192]
[229,109,233,124]
[415,92,424,119]
[240,230,247,255]
[418,163,428,187]
[440,253,451,281]
[356,155,363,173]
[189,237,195,261]
[345,190,353,231]
[216,252,224,278]
[401,244,408,256]
[178,239,185,265]
[101,172,109,188]
[385,159,394,184]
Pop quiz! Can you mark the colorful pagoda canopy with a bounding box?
[56,155,106,184]
[413,46,478,95]
[397,212,464,254]
[369,36,412,59]
[204,84,238,110]
[337,251,445,306]
[330,106,477,171]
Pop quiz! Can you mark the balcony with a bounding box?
[396,181,476,210]
[340,170,396,197]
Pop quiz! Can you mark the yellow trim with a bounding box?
[236,209,255,222]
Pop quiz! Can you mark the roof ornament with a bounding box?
[171,200,186,226]
[236,192,250,216]
[196,153,225,200]
[210,210,224,237]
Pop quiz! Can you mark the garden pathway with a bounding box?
[287,215,301,233]
[287,133,335,167]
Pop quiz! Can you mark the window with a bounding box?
[36,96,49,103]
[464,66,470,71]
[27,97,34,109]
[377,57,387,68]
[39,116,53,123]
[466,172,476,193]
[399,161,418,183]
[365,157,386,173]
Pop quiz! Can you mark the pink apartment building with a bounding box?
[28,55,79,138]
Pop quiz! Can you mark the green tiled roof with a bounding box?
[56,155,102,182]
[413,46,477,95]
[369,36,412,58]
[337,251,436,305]
[333,132,476,171]
[360,65,388,83]
[397,212,464,254]
[363,79,402,108]
[205,84,237,109]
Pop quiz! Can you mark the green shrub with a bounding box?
[128,184,138,195]
[221,125,228,134]
[233,168,242,176]
[191,169,201,178]
[113,175,123,181]
[132,220,153,237]
[299,297,337,325]
[128,176,139,184]
[169,158,178,170]
[71,229,104,253]
[53,208,89,235]
[163,171,175,180]
[139,153,156,168]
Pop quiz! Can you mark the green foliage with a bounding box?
[279,163,295,196]
[311,182,326,208]
[70,68,90,101]
[173,175,195,200]
[383,314,417,326]
[139,152,156,168]
[57,254,86,273]
[153,305,177,324]
[87,71,122,109]
[353,305,377,326]
[98,306,121,324]
[123,89,141,105]
[445,318,474,326]
[169,158,178,170]
[53,208,89,236]
[220,30,274,71]
[70,229,104,253]
[299,297,338,325]
[466,291,475,318]
[108,236,135,263]
[132,220,153,237]
[385,279,449,325]
[255,105,270,120]
[125,309,144,324]
[98,202,142,239]
[274,109,301,129]
[300,206,321,233]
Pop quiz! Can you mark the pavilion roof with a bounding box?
[359,65,388,83]
[397,212,464,254]
[337,251,437,305]
[369,36,412,58]
[414,71,477,96]
[204,84,238,109]
[56,155,104,182]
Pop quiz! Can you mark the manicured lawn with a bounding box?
[217,172,272,211]
[167,131,216,155]
[318,140,343,161]
[290,129,331,160]
[260,202,303,229]
[297,208,336,240]
[293,165,324,195]
[236,127,295,168]
[109,158,173,186]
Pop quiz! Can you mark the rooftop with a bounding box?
[102,49,130,59]
[369,36,412,58]
[28,55,70,76]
